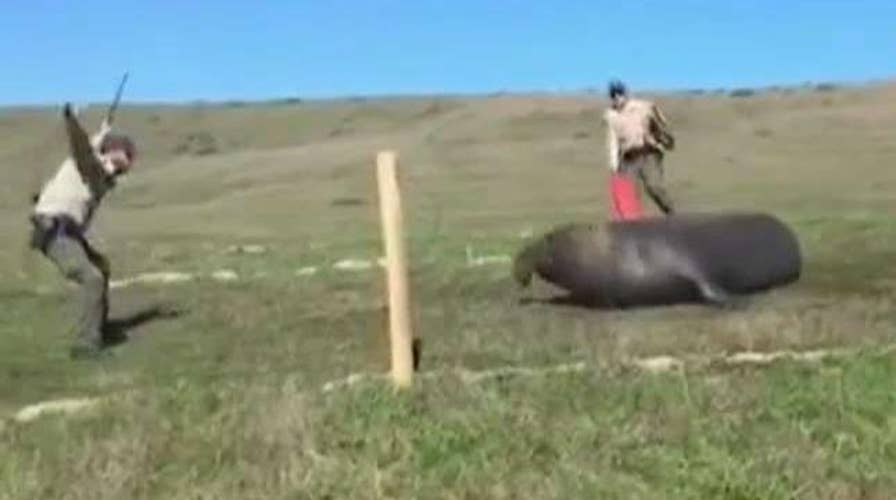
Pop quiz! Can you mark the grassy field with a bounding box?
[1,82,895,498]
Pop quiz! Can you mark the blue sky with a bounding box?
[1,0,894,105]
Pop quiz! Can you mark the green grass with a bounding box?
[3,351,895,498]
[1,83,895,498]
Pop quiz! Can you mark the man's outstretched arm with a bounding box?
[63,103,110,195]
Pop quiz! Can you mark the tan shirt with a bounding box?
[602,98,671,171]
[33,115,116,228]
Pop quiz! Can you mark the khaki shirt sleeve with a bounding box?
[650,103,675,150]
[651,103,669,128]
[63,105,111,197]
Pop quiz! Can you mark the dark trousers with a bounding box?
[30,215,110,349]
[619,148,675,214]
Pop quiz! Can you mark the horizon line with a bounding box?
[2,75,893,110]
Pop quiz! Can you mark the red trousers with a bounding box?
[609,172,644,220]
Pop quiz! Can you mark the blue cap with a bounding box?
[608,79,627,98]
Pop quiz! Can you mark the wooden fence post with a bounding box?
[376,150,415,389]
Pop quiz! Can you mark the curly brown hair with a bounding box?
[100,133,137,161]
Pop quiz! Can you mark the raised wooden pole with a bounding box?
[376,150,414,389]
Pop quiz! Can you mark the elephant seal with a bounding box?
[513,212,802,308]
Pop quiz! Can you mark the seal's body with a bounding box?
[513,213,802,308]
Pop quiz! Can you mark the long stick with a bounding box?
[105,71,129,125]
[376,150,415,389]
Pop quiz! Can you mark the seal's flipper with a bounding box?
[691,278,750,310]
[671,256,744,309]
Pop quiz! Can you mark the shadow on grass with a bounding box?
[517,293,752,312]
[103,304,186,346]
[518,292,686,311]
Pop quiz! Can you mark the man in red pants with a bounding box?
[602,80,676,219]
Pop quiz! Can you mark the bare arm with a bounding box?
[63,103,110,195]
[90,117,112,149]
[603,112,620,171]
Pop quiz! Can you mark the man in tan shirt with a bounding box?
[602,80,676,214]
[30,103,136,359]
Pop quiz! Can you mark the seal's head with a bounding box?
[513,237,548,288]
[513,223,611,291]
